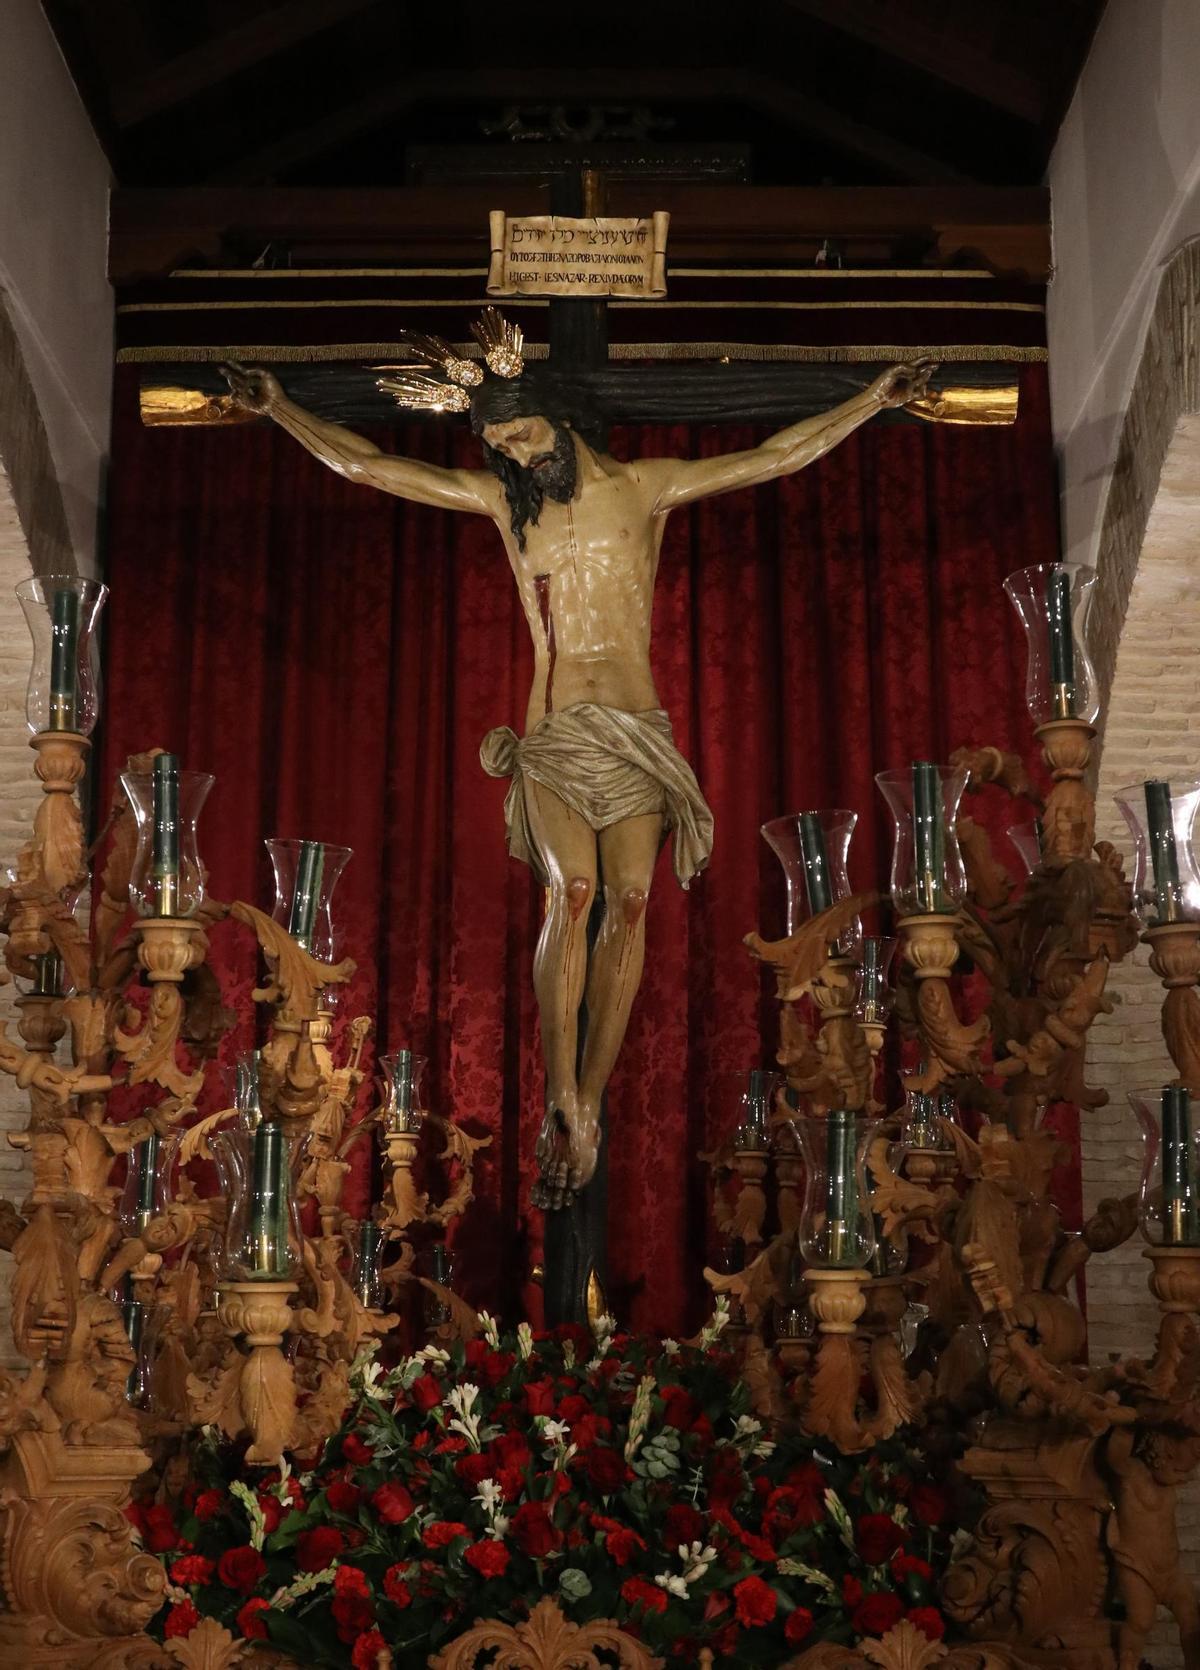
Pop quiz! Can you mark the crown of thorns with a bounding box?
[374,307,525,413]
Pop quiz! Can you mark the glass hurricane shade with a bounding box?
[1007,820,1044,878]
[16,574,108,735]
[1003,561,1100,726]
[379,1049,427,1133]
[901,1088,954,1152]
[1130,1086,1200,1246]
[874,763,969,916]
[121,1295,150,1406]
[350,1220,386,1309]
[119,1129,171,1236]
[16,949,66,998]
[797,1109,879,1269]
[1114,779,1200,926]
[855,936,898,1025]
[267,838,353,962]
[726,1067,781,1149]
[212,1120,305,1280]
[761,809,860,953]
[121,761,214,919]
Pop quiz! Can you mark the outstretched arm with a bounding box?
[221,365,499,516]
[642,361,934,513]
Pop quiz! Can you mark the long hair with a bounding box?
[469,372,607,551]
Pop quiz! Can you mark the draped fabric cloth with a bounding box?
[98,365,1069,1338]
[480,703,714,889]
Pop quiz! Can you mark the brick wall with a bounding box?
[1084,416,1200,1665]
[0,469,38,1366]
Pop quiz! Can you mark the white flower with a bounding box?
[540,1418,570,1445]
[416,1344,451,1370]
[517,1321,534,1360]
[655,1572,690,1599]
[445,1382,484,1451]
[479,1310,501,1350]
[699,1295,730,1347]
[661,1338,680,1357]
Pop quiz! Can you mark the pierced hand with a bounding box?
[219,361,283,414]
[869,358,938,409]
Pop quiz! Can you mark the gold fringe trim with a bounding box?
[118,340,1047,365]
[167,265,998,281]
[119,296,1043,315]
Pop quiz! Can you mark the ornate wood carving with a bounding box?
[428,1595,665,1669]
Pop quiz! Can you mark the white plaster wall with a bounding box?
[0,0,113,572]
[1048,0,1200,567]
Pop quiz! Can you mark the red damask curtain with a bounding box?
[99,366,1062,1336]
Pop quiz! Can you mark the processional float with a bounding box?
[0,561,1199,1668]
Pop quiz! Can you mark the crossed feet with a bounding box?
[531,1099,602,1211]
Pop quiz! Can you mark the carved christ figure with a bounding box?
[223,321,932,1209]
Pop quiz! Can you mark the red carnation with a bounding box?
[383,1564,413,1607]
[257,1494,284,1535]
[169,1554,215,1586]
[423,1520,469,1549]
[524,1378,557,1416]
[785,1606,814,1645]
[910,1484,949,1527]
[492,1432,533,1470]
[557,1393,591,1424]
[892,1553,933,1585]
[465,1539,511,1578]
[510,1500,560,1559]
[621,1576,668,1614]
[604,1527,646,1567]
[660,1386,701,1431]
[351,1627,389,1670]
[435,1435,469,1454]
[342,1433,375,1466]
[332,1565,374,1641]
[853,1592,904,1637]
[217,1546,266,1595]
[327,1478,363,1515]
[163,1600,199,1639]
[574,1414,612,1449]
[194,1489,225,1522]
[457,1452,495,1489]
[586,1447,628,1494]
[908,1607,946,1641]
[410,1373,443,1412]
[141,1504,180,1554]
[733,1575,777,1627]
[371,1481,415,1525]
[496,1465,526,1503]
[857,1513,905,1566]
[236,1597,271,1640]
[664,1503,705,1549]
[298,1526,345,1573]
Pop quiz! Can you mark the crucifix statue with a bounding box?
[222,312,932,1211]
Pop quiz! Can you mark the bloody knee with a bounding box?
[566,875,593,921]
[619,885,649,929]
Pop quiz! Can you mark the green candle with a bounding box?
[798,811,833,914]
[825,1107,858,1266]
[31,952,64,998]
[1161,1086,1198,1245]
[249,1121,290,1275]
[121,1295,145,1403]
[355,1220,383,1308]
[912,761,945,914]
[287,840,325,951]
[1144,780,1183,923]
[860,937,888,1023]
[151,753,180,918]
[48,587,80,732]
[392,1048,414,1120]
[1046,566,1076,719]
[135,1131,159,1230]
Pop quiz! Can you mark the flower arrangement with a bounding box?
[138,1310,960,1667]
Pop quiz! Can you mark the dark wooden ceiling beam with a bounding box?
[780,0,1048,124]
[209,65,975,186]
[108,183,1050,282]
[111,0,379,128]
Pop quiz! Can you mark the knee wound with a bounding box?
[566,876,593,920]
[619,886,649,926]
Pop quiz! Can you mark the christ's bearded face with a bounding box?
[481,414,577,502]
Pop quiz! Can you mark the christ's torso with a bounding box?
[494,439,665,731]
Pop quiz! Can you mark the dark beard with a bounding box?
[482,423,578,551]
[528,426,577,502]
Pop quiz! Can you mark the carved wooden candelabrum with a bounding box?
[715,559,1200,1668]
